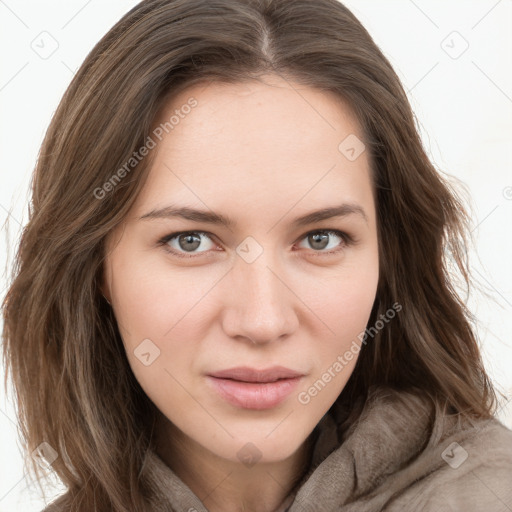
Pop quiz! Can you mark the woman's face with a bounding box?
[103,75,379,465]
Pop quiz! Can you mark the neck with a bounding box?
[154,413,315,512]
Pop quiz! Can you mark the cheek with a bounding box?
[304,253,378,367]
[295,265,378,410]
[114,271,203,417]
[110,250,207,338]
[308,254,378,331]
[110,255,213,386]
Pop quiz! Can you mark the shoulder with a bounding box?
[425,418,512,510]
[391,416,512,511]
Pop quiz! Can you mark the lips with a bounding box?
[207,366,304,383]
[206,366,305,410]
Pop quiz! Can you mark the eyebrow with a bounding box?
[138,203,368,228]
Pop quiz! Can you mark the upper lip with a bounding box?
[208,366,304,383]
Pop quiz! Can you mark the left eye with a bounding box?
[296,230,349,253]
[158,229,351,258]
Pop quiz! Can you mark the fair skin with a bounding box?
[103,74,379,512]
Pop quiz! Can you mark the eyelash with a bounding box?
[157,229,355,259]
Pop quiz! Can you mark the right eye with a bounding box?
[158,231,218,258]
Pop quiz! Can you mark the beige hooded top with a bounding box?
[44,386,512,511]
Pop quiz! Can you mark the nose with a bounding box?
[221,255,299,345]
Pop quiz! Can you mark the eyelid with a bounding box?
[158,230,218,258]
[157,228,355,259]
[294,229,354,255]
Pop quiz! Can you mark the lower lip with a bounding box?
[206,376,302,410]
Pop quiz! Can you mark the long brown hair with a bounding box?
[2,0,498,510]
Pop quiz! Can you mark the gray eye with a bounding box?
[298,231,344,252]
[308,232,329,250]
[168,232,214,253]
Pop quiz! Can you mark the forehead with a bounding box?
[131,75,373,223]
[154,75,364,153]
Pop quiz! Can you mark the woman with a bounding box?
[2,0,511,511]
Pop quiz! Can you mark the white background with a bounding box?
[1,1,511,510]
